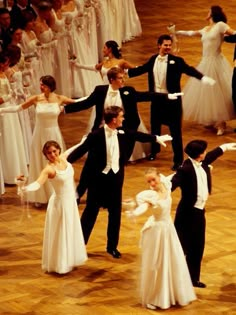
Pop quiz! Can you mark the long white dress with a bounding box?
[10,70,33,164]
[42,162,87,274]
[134,175,196,309]
[182,22,234,125]
[122,0,142,42]
[0,77,28,184]
[51,9,72,97]
[28,103,66,204]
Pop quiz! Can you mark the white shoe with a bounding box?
[146,303,157,310]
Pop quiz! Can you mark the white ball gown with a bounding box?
[134,175,196,309]
[42,162,87,274]
[0,76,28,184]
[182,21,234,126]
[28,103,66,204]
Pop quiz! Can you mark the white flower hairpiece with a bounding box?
[123,91,129,95]
[169,60,175,64]
[118,130,125,134]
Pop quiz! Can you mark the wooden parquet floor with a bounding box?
[1,0,236,314]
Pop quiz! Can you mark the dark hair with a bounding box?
[0,8,10,15]
[105,40,122,59]
[210,6,227,23]
[107,67,123,83]
[184,140,207,159]
[21,10,36,29]
[40,75,56,91]
[37,0,52,11]
[5,44,21,66]
[157,34,172,45]
[42,140,61,157]
[104,105,123,124]
[0,51,9,64]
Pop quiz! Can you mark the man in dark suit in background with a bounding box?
[171,139,236,288]
[67,106,172,258]
[128,34,215,170]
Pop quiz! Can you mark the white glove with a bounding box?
[156,134,173,147]
[176,30,195,36]
[168,92,184,100]
[73,63,97,71]
[220,143,236,151]
[0,105,22,114]
[201,76,216,86]
[167,24,176,34]
[24,181,41,192]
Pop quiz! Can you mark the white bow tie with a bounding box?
[109,90,119,97]
[195,161,202,168]
[107,129,118,137]
[158,55,167,62]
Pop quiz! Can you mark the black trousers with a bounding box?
[150,96,183,165]
[80,169,124,250]
[174,207,206,282]
[232,67,236,113]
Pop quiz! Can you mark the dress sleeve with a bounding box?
[136,190,159,207]
[217,21,230,34]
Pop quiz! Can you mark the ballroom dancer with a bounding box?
[0,52,28,184]
[171,140,236,288]
[174,5,235,135]
[23,140,87,274]
[67,106,172,258]
[72,40,134,84]
[65,67,177,203]
[126,168,196,310]
[127,34,215,171]
[0,75,76,206]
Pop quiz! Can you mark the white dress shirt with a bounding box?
[104,86,123,109]
[189,157,209,210]
[103,124,120,174]
[153,54,168,93]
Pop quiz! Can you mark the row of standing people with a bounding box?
[0,0,142,97]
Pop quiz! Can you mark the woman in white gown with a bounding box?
[23,140,87,274]
[126,168,196,310]
[5,44,33,164]
[175,5,235,135]
[50,0,72,96]
[0,53,28,184]
[0,75,76,206]
[34,1,56,77]
[21,10,42,95]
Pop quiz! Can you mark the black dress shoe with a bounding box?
[147,154,156,161]
[192,281,206,288]
[107,248,121,258]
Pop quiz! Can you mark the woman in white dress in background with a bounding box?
[174,5,235,135]
[126,168,196,310]
[21,10,42,95]
[73,40,134,84]
[50,0,72,96]
[34,0,56,77]
[122,0,142,42]
[0,52,28,184]
[0,75,76,206]
[5,44,33,164]
[23,140,87,274]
